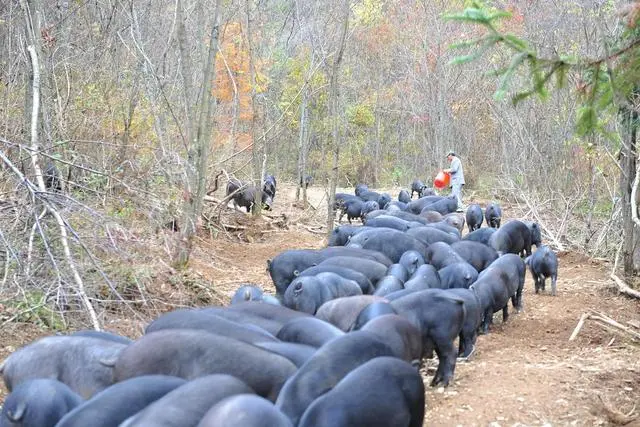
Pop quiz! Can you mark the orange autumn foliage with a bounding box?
[213,21,268,151]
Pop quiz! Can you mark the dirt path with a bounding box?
[1,183,639,426]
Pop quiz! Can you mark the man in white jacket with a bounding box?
[444,151,465,212]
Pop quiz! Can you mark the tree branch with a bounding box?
[22,20,101,329]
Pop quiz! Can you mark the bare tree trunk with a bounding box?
[326,0,350,237]
[246,0,263,216]
[302,106,309,207]
[621,108,637,276]
[296,90,308,202]
[173,0,222,268]
[116,75,139,184]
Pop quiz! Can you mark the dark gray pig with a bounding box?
[145,309,278,344]
[442,288,482,358]
[406,195,445,214]
[489,220,533,257]
[372,276,404,296]
[398,189,411,203]
[410,180,427,198]
[526,245,558,295]
[276,317,344,347]
[120,375,253,427]
[354,183,369,197]
[485,202,502,228]
[317,256,388,288]
[327,225,373,246]
[386,263,409,283]
[347,228,429,263]
[0,379,83,427]
[283,272,362,314]
[298,357,424,427]
[55,375,186,427]
[298,264,373,295]
[275,331,398,426]
[366,209,430,225]
[339,198,364,223]
[451,240,499,272]
[438,263,478,289]
[360,314,422,365]
[0,336,125,399]
[423,241,468,270]
[465,204,483,232]
[267,247,391,299]
[230,285,265,305]
[419,195,458,216]
[443,213,465,233]
[391,289,465,386]
[111,329,296,401]
[462,227,496,245]
[198,394,293,427]
[421,209,443,223]
[522,220,543,248]
[253,342,317,368]
[403,264,441,291]
[399,250,425,276]
[351,302,397,331]
[315,295,385,331]
[363,215,412,231]
[406,226,459,246]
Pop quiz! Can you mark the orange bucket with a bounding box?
[434,170,450,189]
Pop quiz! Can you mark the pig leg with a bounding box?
[431,341,457,387]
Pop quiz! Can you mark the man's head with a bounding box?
[446,151,456,162]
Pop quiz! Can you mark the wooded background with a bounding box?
[1,0,637,328]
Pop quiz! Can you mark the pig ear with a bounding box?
[7,402,26,422]
[99,357,118,368]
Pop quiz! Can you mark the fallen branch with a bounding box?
[569,312,590,341]
[569,310,640,342]
[590,310,640,341]
[627,320,640,329]
[305,226,326,235]
[610,273,640,300]
[596,394,638,426]
[219,223,247,232]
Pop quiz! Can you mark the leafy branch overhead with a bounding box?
[444,1,640,136]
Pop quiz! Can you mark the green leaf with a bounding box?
[487,10,512,21]
[443,8,488,24]
[485,66,510,77]
[576,105,597,136]
[503,34,528,51]
[449,54,482,65]
[448,36,489,50]
[494,52,529,101]
[596,82,614,110]
[511,90,535,105]
[448,35,501,65]
[555,64,568,89]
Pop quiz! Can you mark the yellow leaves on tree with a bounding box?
[214,22,268,150]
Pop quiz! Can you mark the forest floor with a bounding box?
[1,183,639,426]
